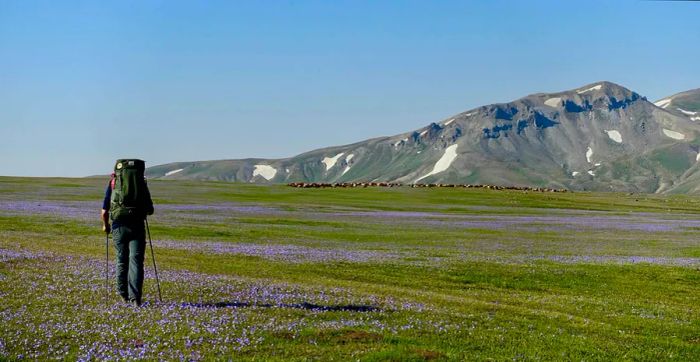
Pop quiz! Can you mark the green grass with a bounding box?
[1,176,700,360]
[650,149,693,175]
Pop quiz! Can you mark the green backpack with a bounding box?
[110,159,152,222]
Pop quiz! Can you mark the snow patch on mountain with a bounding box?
[322,153,345,170]
[692,116,700,122]
[253,165,277,180]
[572,171,580,176]
[588,170,595,176]
[393,138,409,147]
[544,97,561,107]
[443,118,455,126]
[341,154,355,175]
[677,108,698,116]
[165,168,183,176]
[577,84,602,94]
[419,130,428,137]
[662,129,685,140]
[654,98,671,108]
[586,147,594,163]
[415,144,459,183]
[605,130,622,143]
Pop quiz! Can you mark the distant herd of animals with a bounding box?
[287,182,569,193]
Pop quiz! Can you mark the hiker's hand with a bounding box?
[102,224,111,234]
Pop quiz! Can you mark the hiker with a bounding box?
[101,159,154,306]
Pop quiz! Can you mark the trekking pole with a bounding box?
[105,233,109,307]
[145,218,163,302]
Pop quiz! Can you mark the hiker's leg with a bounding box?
[112,226,130,301]
[127,228,146,304]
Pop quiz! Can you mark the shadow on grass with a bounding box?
[180,301,380,312]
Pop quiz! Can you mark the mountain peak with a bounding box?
[577,80,630,92]
[550,81,638,102]
[469,81,643,118]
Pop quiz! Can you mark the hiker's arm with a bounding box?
[101,182,111,233]
[144,179,154,215]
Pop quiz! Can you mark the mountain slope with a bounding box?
[147,82,700,193]
[654,88,700,121]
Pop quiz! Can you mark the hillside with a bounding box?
[654,88,700,121]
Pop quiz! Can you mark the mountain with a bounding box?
[147,81,700,193]
[654,88,700,121]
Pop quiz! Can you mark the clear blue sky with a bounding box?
[1,0,699,177]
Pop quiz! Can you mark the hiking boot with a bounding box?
[129,299,142,307]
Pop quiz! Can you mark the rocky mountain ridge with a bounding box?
[147,82,700,193]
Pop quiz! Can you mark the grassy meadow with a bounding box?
[1,176,700,360]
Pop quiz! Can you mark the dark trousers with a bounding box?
[113,223,146,302]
